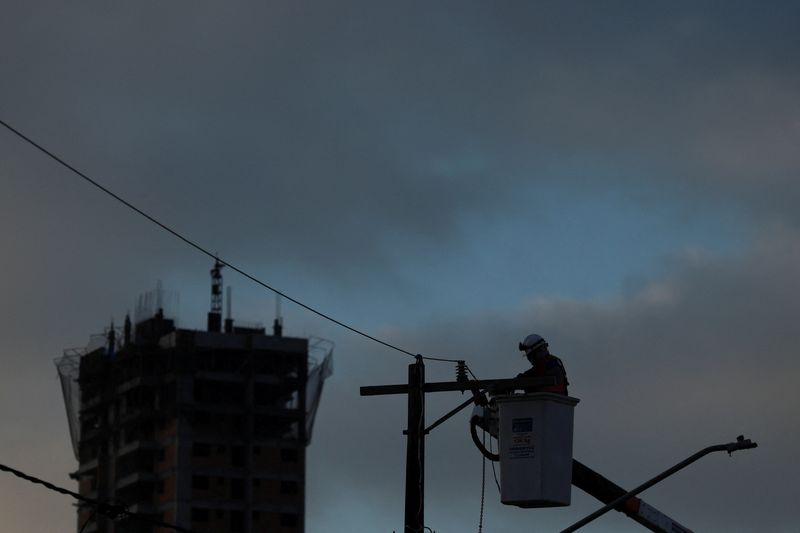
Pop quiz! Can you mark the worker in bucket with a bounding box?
[517,333,569,394]
[469,334,569,457]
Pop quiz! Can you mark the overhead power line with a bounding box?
[0,118,462,364]
[0,462,197,533]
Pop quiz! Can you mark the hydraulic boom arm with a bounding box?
[572,460,692,533]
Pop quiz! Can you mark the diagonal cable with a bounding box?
[0,462,196,533]
[0,118,432,360]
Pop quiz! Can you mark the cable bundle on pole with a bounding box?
[478,429,487,533]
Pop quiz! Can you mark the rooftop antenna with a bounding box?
[106,318,116,357]
[123,313,132,346]
[207,257,224,332]
[224,286,233,334]
[273,294,283,337]
[156,280,163,312]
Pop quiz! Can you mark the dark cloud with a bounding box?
[2,1,800,285]
[2,2,799,531]
[310,227,800,531]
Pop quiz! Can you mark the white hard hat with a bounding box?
[519,333,548,354]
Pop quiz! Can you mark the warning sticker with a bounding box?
[509,417,535,459]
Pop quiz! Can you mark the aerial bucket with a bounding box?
[496,393,579,507]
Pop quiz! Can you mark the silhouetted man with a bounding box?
[517,334,569,394]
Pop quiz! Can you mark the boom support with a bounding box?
[572,460,692,533]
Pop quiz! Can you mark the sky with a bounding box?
[1,1,799,531]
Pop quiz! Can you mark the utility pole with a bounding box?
[404,356,425,531]
[361,365,554,532]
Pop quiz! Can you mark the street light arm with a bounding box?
[725,435,758,454]
[423,393,484,435]
[560,435,758,533]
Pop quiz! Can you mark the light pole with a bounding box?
[561,435,758,533]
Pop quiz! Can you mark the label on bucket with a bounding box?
[509,417,535,459]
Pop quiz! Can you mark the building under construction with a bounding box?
[56,261,333,533]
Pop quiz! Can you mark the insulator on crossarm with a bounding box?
[456,360,468,383]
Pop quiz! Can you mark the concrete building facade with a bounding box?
[57,280,332,533]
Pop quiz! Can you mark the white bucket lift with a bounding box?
[496,393,580,507]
